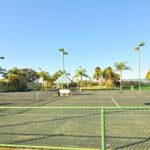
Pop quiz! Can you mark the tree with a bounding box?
[20,68,38,82]
[5,67,27,91]
[0,67,6,76]
[6,68,39,82]
[37,68,51,89]
[51,70,63,82]
[146,69,150,80]
[93,67,103,87]
[103,67,114,80]
[114,61,132,90]
[102,67,119,88]
[4,67,40,91]
[74,66,89,90]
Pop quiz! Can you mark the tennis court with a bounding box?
[0,90,150,107]
[0,90,150,150]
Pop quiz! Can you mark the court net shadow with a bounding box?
[107,135,150,150]
[0,103,12,106]
[144,103,150,105]
[73,93,93,96]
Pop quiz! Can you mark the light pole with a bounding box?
[59,48,68,89]
[134,42,145,92]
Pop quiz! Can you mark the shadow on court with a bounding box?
[144,103,150,105]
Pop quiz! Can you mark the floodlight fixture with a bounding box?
[0,56,5,59]
[139,42,145,47]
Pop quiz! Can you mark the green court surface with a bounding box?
[0,90,150,150]
[0,90,150,107]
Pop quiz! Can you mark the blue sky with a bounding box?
[0,0,150,79]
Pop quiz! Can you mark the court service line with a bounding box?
[111,97,120,107]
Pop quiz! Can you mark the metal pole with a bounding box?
[134,42,144,93]
[59,48,68,90]
[63,52,65,73]
[62,52,64,89]
[139,49,141,93]
[101,107,106,150]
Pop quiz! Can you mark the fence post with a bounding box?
[101,107,106,150]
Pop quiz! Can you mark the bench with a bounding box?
[59,89,71,96]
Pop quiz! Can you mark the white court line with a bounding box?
[111,97,120,107]
[107,115,150,117]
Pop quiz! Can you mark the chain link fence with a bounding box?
[105,107,150,150]
[0,107,149,150]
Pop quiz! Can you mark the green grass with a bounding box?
[79,86,119,91]
[141,86,150,90]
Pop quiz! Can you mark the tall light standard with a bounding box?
[134,42,145,92]
[59,48,68,89]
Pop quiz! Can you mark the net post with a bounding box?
[101,107,106,150]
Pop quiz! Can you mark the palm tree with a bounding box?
[93,67,103,87]
[114,62,132,90]
[102,67,116,87]
[103,67,114,80]
[0,67,6,77]
[74,66,89,90]
[37,68,50,89]
[51,70,63,82]
[146,69,150,80]
[63,70,71,76]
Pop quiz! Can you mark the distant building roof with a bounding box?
[123,79,150,83]
[55,74,73,84]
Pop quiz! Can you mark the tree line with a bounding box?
[0,62,150,92]
[0,67,63,92]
